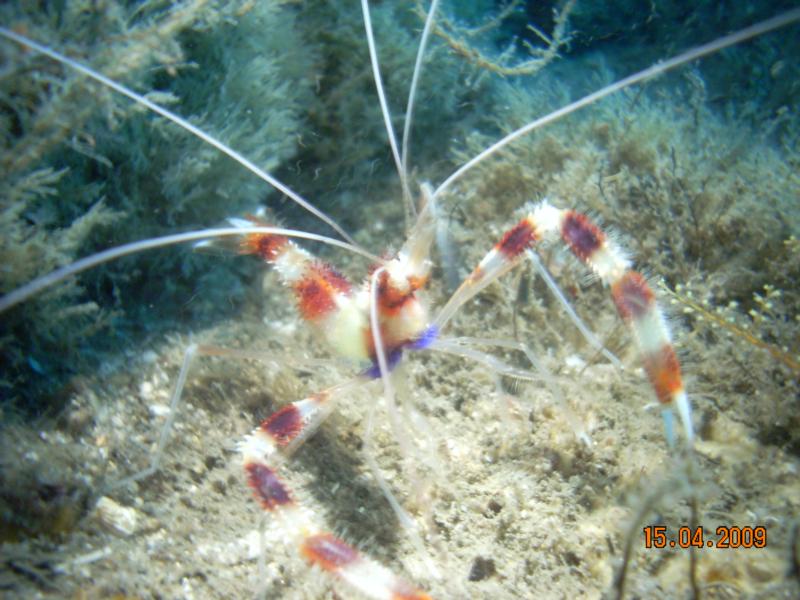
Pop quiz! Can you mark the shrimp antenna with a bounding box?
[359,0,411,220]
[401,0,442,223]
[433,7,800,199]
[0,227,382,314]
[0,26,359,248]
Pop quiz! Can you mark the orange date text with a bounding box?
[642,525,767,549]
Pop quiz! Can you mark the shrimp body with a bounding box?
[235,208,435,367]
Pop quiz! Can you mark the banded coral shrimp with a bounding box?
[2,1,800,598]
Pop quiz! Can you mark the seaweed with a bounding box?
[0,0,315,414]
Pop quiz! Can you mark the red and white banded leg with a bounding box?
[231,214,373,361]
[435,200,693,445]
[239,377,432,600]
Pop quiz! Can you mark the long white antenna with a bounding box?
[0,227,382,313]
[433,8,800,200]
[0,26,359,247]
[401,0,442,222]
[360,0,409,207]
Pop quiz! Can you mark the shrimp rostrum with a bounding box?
[0,0,800,600]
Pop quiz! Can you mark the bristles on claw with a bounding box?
[549,205,692,443]
[293,263,352,322]
[561,211,605,262]
[497,218,539,258]
[434,200,693,443]
[241,396,431,599]
[611,272,656,322]
[245,462,293,511]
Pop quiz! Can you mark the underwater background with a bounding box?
[0,1,798,598]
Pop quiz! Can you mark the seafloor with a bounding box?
[1,2,799,599]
